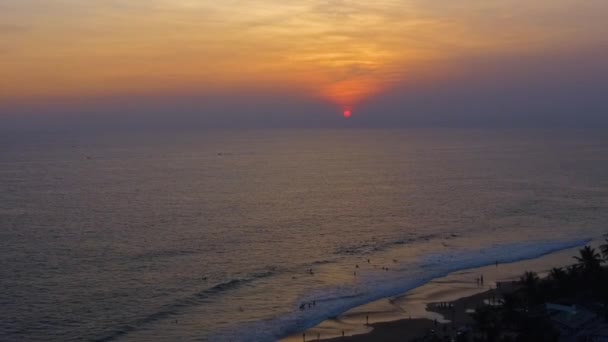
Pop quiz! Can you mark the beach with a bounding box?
[283,239,604,342]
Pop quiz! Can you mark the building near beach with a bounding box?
[545,303,607,341]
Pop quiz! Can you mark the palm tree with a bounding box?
[549,267,567,282]
[520,271,539,288]
[549,267,569,297]
[519,271,540,305]
[600,238,608,260]
[574,246,603,275]
[566,264,579,277]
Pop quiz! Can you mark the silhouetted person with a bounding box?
[366,315,369,325]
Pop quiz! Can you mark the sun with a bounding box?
[343,110,352,119]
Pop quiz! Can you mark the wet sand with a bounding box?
[314,319,437,342]
[316,285,513,342]
[282,240,601,342]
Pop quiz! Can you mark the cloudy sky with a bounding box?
[1,0,607,129]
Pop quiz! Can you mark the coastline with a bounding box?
[282,238,604,342]
[316,285,513,342]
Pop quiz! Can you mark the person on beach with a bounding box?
[481,274,484,285]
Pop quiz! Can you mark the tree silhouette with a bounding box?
[601,238,608,260]
[573,245,603,275]
[548,267,569,297]
[519,271,540,305]
[549,267,566,283]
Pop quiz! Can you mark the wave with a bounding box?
[131,248,200,262]
[311,260,333,266]
[334,233,440,256]
[94,270,276,342]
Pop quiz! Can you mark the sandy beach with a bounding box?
[283,239,604,342]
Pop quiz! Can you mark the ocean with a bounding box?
[1,128,607,341]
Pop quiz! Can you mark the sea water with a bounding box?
[1,128,607,341]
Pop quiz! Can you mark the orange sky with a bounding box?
[1,0,607,109]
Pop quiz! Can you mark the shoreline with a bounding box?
[317,283,514,342]
[282,238,603,342]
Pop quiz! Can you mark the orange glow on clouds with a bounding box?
[1,0,607,107]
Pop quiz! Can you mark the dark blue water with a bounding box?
[1,129,607,341]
